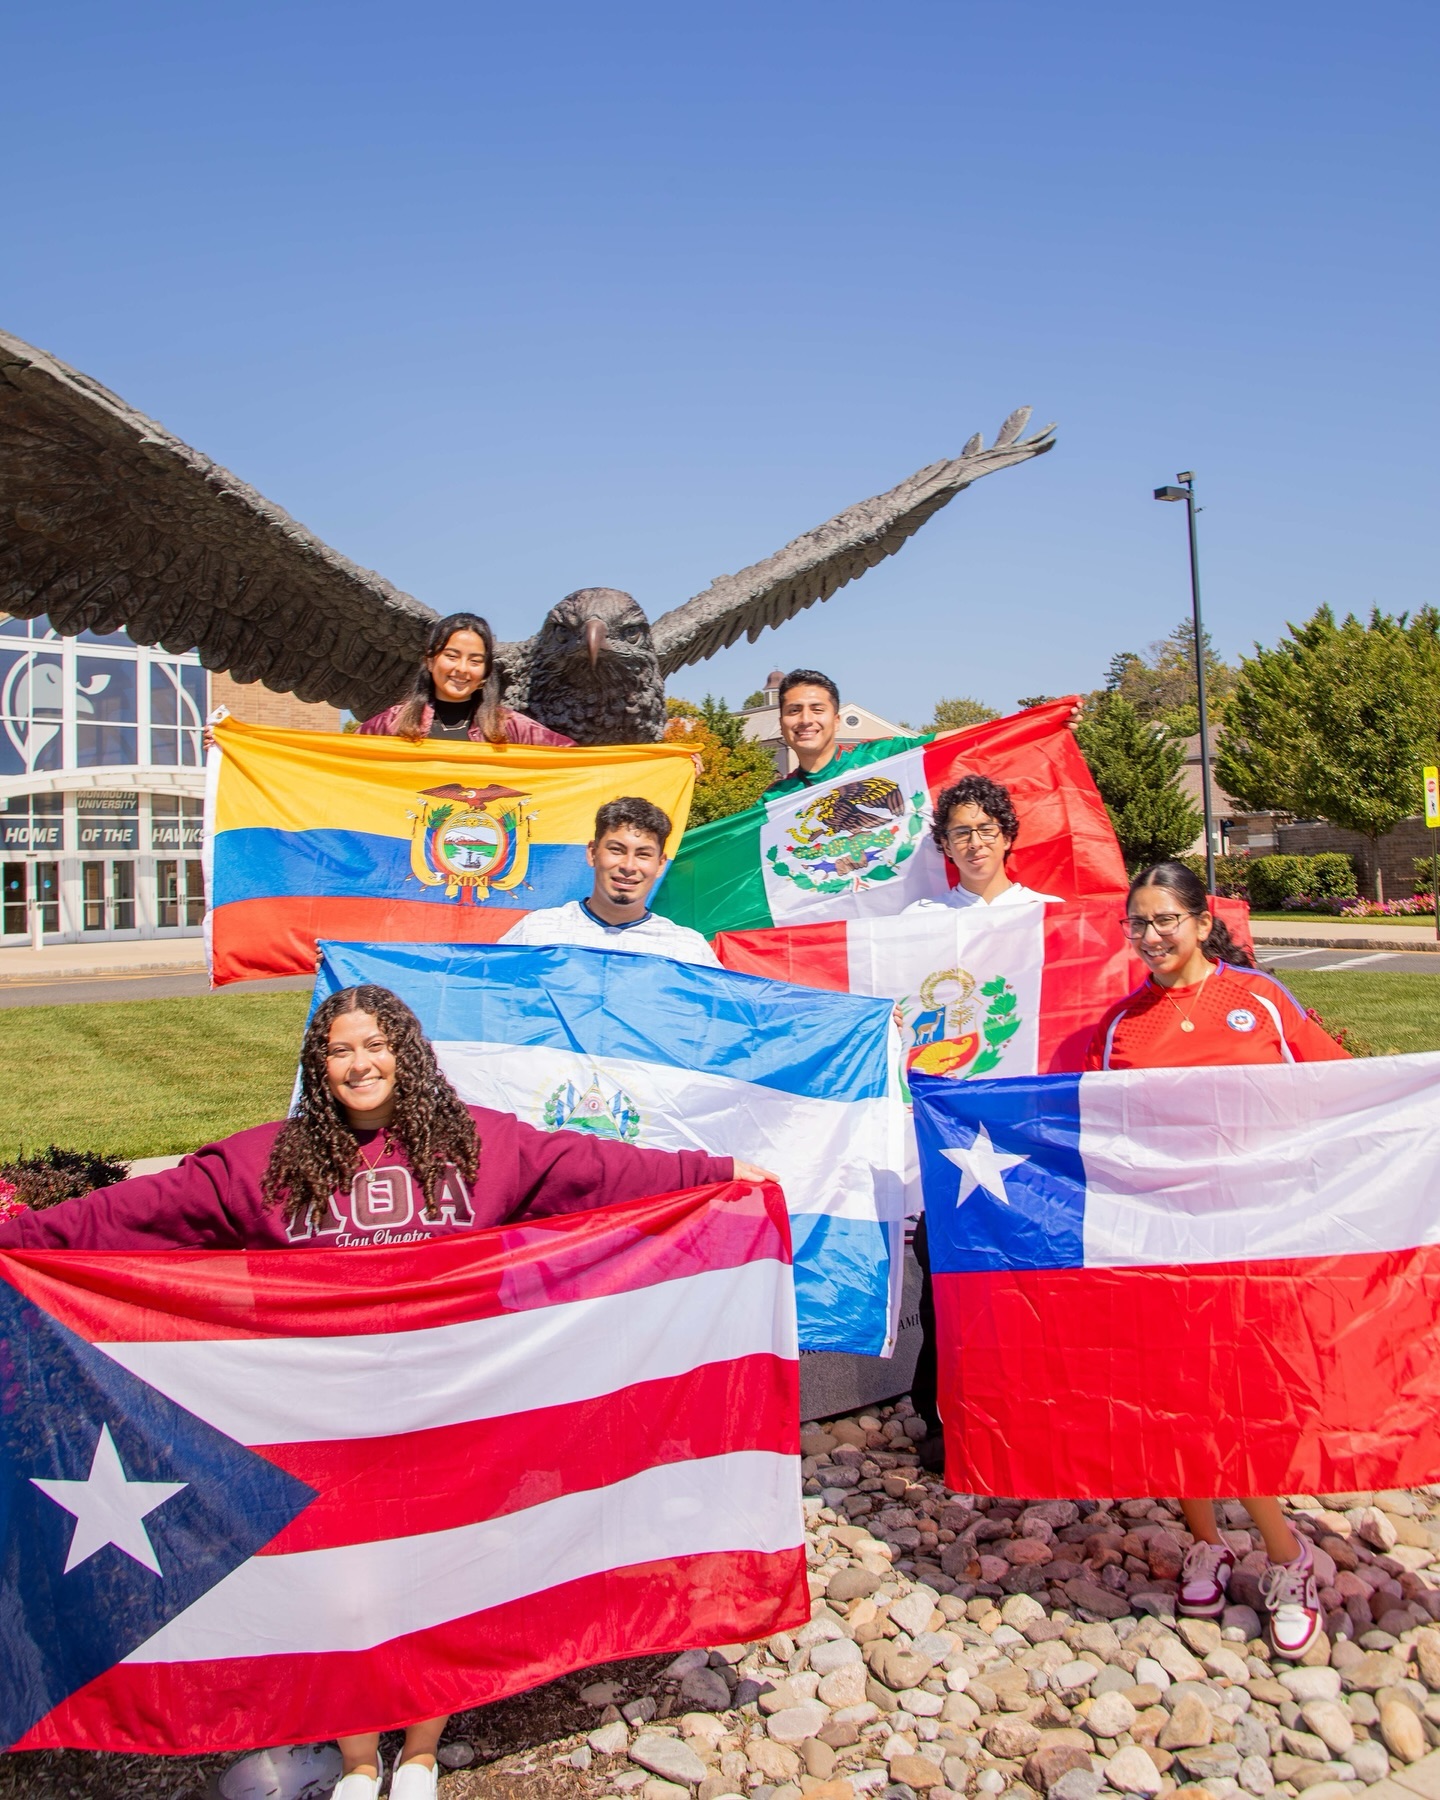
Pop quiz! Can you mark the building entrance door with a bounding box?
[81,859,138,932]
[0,860,59,939]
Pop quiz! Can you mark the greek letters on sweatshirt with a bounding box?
[0,1106,734,1252]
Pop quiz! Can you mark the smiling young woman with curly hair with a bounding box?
[0,983,776,1800]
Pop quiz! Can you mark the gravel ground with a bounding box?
[7,1395,1440,1800]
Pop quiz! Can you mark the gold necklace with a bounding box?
[355,1129,394,1171]
[1160,967,1211,1033]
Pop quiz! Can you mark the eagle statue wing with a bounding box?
[647,410,1055,677]
[0,328,439,718]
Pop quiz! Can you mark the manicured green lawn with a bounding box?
[0,992,310,1162]
[2,972,1435,1165]
[1249,909,1439,927]
[1284,971,1440,1055]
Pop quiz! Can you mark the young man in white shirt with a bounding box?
[906,772,1055,912]
[500,797,721,966]
[906,771,1054,1472]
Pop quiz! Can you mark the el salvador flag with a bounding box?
[912,1058,1440,1500]
[316,940,908,1356]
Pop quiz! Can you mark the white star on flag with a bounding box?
[940,1123,1027,1205]
[31,1423,187,1576]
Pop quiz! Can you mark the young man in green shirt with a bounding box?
[764,669,854,797]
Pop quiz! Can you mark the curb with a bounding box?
[0,960,208,985]
[1254,934,1440,954]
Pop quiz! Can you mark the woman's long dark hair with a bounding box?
[1129,860,1255,969]
[393,612,508,743]
[262,985,479,1231]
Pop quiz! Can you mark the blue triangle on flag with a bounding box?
[1,1278,316,1748]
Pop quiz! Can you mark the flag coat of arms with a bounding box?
[204,719,697,984]
[314,939,908,1356]
[911,1057,1440,1500]
[651,699,1126,940]
[0,1183,806,1752]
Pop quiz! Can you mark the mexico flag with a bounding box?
[651,698,1125,940]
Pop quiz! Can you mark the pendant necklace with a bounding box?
[1162,969,1211,1033]
[355,1129,394,1170]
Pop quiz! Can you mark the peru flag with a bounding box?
[911,1057,1440,1500]
[714,898,1256,1083]
[0,1183,806,1753]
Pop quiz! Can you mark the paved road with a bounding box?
[1257,944,1440,975]
[0,970,313,1008]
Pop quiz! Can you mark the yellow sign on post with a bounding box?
[1425,766,1440,829]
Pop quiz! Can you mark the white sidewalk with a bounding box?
[0,937,207,983]
[1250,917,1440,952]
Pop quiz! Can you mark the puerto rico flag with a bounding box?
[0,1182,806,1752]
[911,1057,1440,1500]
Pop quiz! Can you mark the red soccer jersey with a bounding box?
[1085,962,1351,1071]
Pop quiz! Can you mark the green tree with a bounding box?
[1074,695,1202,870]
[664,695,777,825]
[1104,619,1236,737]
[1218,606,1440,897]
[742,689,768,710]
[1015,693,1060,710]
[901,695,1000,734]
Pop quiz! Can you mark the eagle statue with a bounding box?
[0,328,1055,745]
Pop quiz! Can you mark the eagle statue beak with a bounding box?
[584,617,608,667]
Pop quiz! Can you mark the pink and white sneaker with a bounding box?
[1179,1539,1236,1617]
[1260,1537,1322,1659]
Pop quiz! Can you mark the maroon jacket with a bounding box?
[359,703,573,748]
[0,1107,732,1252]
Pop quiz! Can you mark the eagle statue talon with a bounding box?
[0,327,1055,745]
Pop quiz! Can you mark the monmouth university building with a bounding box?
[0,613,336,947]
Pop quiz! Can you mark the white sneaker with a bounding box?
[1179,1540,1236,1617]
[390,1762,439,1800]
[332,1753,384,1800]
[1260,1537,1322,1659]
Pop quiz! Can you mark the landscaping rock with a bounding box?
[1023,1747,1094,1793]
[630,1736,709,1786]
[1159,1695,1214,1751]
[1103,1747,1164,1796]
[1380,1698,1427,1762]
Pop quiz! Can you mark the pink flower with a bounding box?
[0,1176,27,1222]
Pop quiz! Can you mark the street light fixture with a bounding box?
[1153,471,1216,896]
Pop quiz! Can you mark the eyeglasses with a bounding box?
[945,825,1003,845]
[1121,911,1198,939]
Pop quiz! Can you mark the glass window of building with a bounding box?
[0,616,208,945]
[77,655,139,766]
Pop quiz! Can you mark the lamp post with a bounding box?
[1153,472,1216,896]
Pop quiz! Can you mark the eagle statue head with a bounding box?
[525,587,666,744]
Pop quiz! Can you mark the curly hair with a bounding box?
[1129,861,1255,969]
[262,985,480,1232]
[931,773,1020,855]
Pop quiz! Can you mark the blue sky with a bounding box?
[4,2,1434,725]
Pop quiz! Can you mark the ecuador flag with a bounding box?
[205,720,697,985]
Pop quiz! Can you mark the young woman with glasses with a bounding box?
[1086,859,1347,1657]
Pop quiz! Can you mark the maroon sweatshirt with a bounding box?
[0,1106,733,1253]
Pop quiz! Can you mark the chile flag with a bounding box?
[912,1055,1440,1500]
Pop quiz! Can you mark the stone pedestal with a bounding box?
[798,1245,923,1422]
